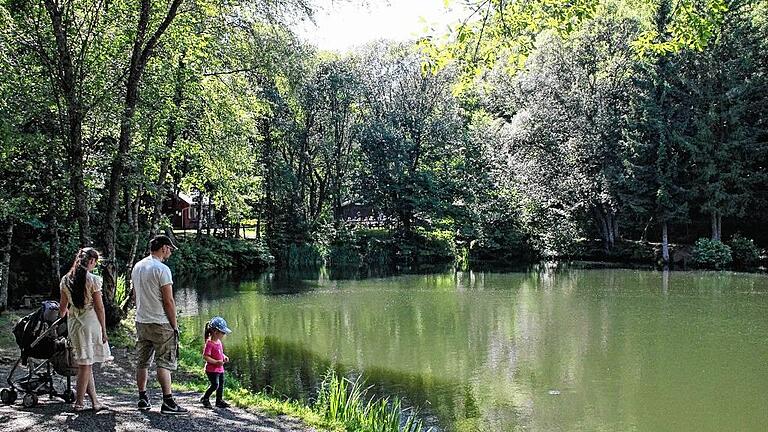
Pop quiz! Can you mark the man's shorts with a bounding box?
[136,322,178,370]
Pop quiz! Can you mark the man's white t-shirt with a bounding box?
[132,255,173,324]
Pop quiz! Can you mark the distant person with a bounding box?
[131,234,188,415]
[58,247,112,412]
[200,316,232,409]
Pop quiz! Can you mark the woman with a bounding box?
[58,247,112,412]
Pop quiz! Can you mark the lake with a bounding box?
[175,266,768,431]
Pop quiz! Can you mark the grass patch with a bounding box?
[315,371,427,432]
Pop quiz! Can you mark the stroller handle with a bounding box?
[29,316,66,349]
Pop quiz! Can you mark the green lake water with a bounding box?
[176,267,768,431]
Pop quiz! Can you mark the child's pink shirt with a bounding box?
[203,339,225,373]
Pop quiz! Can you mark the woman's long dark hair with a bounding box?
[66,247,99,309]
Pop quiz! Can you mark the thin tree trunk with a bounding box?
[0,221,14,312]
[126,183,144,273]
[150,56,185,236]
[662,221,670,267]
[711,211,719,241]
[593,207,610,252]
[207,205,213,236]
[49,214,61,299]
[103,0,183,324]
[197,190,204,239]
[256,208,261,239]
[717,212,723,241]
[42,0,91,245]
[606,212,615,247]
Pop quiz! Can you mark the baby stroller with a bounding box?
[1,300,76,408]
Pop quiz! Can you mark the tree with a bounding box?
[623,0,695,264]
[355,42,466,238]
[684,0,768,241]
[102,0,183,321]
[496,14,642,252]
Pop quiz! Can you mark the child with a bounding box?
[200,316,232,408]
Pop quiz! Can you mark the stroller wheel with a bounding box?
[63,389,76,403]
[22,393,38,408]
[0,388,17,405]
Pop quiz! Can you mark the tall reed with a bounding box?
[315,370,427,432]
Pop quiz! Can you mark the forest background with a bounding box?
[1,0,766,324]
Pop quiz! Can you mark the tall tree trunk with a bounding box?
[126,183,144,273]
[662,221,670,267]
[261,119,276,244]
[0,221,14,312]
[48,214,61,299]
[606,212,615,247]
[69,121,91,246]
[717,212,723,241]
[43,0,91,245]
[197,190,205,238]
[711,211,720,241]
[103,0,183,328]
[150,56,185,236]
[592,207,610,252]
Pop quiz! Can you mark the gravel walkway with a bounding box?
[0,328,317,432]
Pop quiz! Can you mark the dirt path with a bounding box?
[0,320,317,432]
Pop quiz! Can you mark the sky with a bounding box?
[293,0,469,52]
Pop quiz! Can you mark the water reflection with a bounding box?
[177,268,768,431]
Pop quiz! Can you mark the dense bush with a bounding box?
[169,237,274,273]
[691,238,733,270]
[467,226,538,264]
[728,234,760,269]
[286,243,325,267]
[327,228,363,267]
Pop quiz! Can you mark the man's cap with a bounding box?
[210,316,232,334]
[150,234,178,251]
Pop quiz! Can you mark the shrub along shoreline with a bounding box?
[164,230,766,277]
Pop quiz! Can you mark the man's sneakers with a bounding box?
[137,396,151,411]
[215,400,231,409]
[161,398,189,415]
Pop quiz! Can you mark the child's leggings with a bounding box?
[204,372,225,401]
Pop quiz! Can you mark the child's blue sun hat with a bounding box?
[210,316,232,334]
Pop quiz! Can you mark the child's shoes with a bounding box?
[200,396,212,409]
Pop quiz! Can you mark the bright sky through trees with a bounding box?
[293,0,467,52]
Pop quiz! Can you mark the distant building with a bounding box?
[340,201,392,228]
[163,191,211,230]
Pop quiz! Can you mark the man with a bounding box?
[131,234,188,415]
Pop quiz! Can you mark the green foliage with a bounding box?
[409,230,457,264]
[691,238,732,269]
[728,234,760,269]
[114,274,128,309]
[315,370,425,432]
[355,42,467,240]
[286,243,326,268]
[169,237,274,274]
[328,229,363,267]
